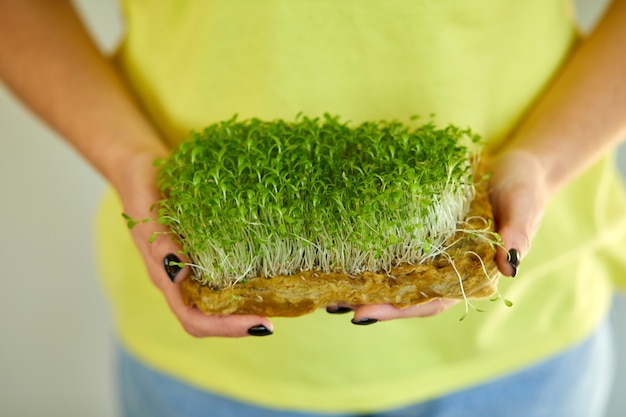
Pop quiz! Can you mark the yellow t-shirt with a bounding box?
[96,0,626,412]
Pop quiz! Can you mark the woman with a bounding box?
[1,1,625,415]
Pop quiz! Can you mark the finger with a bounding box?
[127,213,274,338]
[116,161,273,338]
[176,307,274,338]
[158,280,274,337]
[349,299,459,324]
[178,310,274,338]
[492,190,536,277]
[145,228,190,285]
[325,303,354,314]
[489,151,546,276]
[123,181,191,285]
[144,232,275,337]
[127,218,191,288]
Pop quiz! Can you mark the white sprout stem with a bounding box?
[448,254,471,316]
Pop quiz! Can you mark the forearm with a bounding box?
[501,0,626,196]
[0,0,167,201]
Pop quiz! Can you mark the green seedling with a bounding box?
[154,114,490,291]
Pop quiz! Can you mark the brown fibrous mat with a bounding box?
[181,181,499,317]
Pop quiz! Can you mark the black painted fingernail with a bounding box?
[508,249,520,277]
[326,306,353,314]
[248,325,273,336]
[351,318,378,326]
[164,254,183,282]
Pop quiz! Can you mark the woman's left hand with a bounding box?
[486,149,549,278]
[329,148,551,324]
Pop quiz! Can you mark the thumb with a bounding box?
[488,150,547,277]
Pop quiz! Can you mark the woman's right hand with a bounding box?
[119,152,275,338]
[0,2,273,338]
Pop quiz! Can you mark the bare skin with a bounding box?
[1,0,625,333]
[337,0,626,323]
[0,0,271,337]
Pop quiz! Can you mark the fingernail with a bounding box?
[508,249,520,277]
[351,318,378,326]
[164,254,183,282]
[248,325,273,336]
[326,306,353,314]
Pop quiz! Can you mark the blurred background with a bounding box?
[0,1,624,416]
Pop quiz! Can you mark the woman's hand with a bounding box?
[326,150,551,324]
[487,150,549,277]
[325,299,459,325]
[0,1,272,338]
[120,152,274,337]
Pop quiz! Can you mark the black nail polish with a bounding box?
[248,325,273,336]
[326,306,353,314]
[164,254,183,282]
[508,249,520,277]
[351,318,378,326]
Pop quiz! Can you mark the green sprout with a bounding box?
[156,114,484,289]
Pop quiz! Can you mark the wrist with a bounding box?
[490,148,552,203]
[494,139,564,199]
[108,144,169,216]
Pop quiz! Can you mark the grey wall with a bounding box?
[0,1,623,416]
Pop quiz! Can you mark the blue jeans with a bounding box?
[116,319,614,417]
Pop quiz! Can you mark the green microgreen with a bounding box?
[156,114,484,288]
[122,212,150,229]
[121,213,138,229]
[490,292,514,308]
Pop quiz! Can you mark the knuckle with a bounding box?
[176,311,205,338]
[148,232,172,258]
[222,326,243,338]
[178,314,244,338]
[181,322,204,338]
[417,299,448,317]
